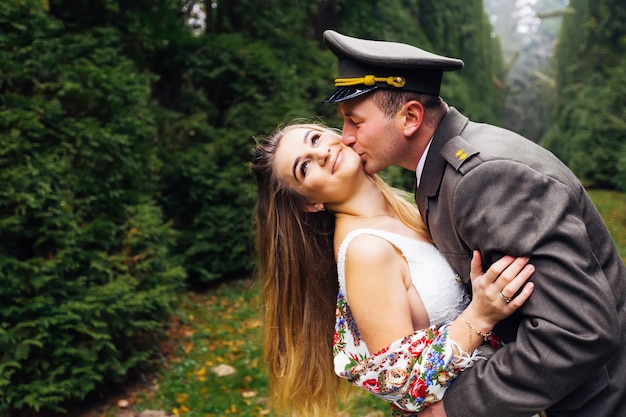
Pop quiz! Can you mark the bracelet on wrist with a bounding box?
[462,315,493,343]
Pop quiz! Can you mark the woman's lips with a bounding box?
[332,149,342,173]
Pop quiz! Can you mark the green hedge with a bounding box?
[0,3,185,414]
[544,0,626,190]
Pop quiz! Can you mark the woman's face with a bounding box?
[273,126,365,207]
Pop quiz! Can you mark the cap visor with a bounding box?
[323,86,378,103]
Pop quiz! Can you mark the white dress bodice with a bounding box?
[337,228,470,327]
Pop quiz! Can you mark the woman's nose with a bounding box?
[315,147,330,165]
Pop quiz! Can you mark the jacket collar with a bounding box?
[415,107,468,219]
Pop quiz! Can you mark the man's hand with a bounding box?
[419,401,447,417]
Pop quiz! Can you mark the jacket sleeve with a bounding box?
[334,291,496,413]
[443,160,620,417]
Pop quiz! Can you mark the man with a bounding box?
[323,30,626,417]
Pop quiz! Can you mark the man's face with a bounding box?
[338,95,403,175]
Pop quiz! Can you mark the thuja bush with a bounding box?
[155,33,326,284]
[0,3,185,415]
[544,65,626,190]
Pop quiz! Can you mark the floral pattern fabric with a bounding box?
[334,291,467,413]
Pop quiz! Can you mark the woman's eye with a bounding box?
[300,161,309,177]
[310,133,321,145]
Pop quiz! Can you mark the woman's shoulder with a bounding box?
[337,228,432,258]
[336,229,404,296]
[338,229,420,285]
[337,228,396,258]
[343,231,399,263]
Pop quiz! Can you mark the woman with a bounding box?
[251,121,534,417]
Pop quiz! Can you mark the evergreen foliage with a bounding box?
[0,1,184,414]
[543,0,626,189]
[418,0,506,123]
[152,32,335,283]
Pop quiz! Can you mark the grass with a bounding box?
[587,189,626,262]
[83,279,387,417]
[82,190,626,417]
[132,280,274,417]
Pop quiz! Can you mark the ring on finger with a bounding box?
[500,291,512,303]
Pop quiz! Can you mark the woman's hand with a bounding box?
[463,250,535,333]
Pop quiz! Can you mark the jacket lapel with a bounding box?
[415,108,469,228]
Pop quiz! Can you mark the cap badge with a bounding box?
[334,75,406,88]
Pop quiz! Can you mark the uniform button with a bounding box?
[454,273,462,283]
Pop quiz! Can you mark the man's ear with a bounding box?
[303,202,325,213]
[401,100,424,137]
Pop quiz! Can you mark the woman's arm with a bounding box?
[344,235,417,352]
[336,236,533,412]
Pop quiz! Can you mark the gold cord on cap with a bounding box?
[334,75,406,88]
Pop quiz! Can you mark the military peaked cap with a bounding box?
[323,30,464,103]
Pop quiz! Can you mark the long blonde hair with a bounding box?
[251,122,430,416]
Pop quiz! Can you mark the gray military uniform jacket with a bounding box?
[415,108,626,417]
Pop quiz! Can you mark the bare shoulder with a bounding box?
[343,233,416,350]
[344,233,399,266]
[344,234,405,290]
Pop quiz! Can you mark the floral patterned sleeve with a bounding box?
[333,291,498,414]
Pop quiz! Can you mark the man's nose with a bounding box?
[341,129,356,146]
